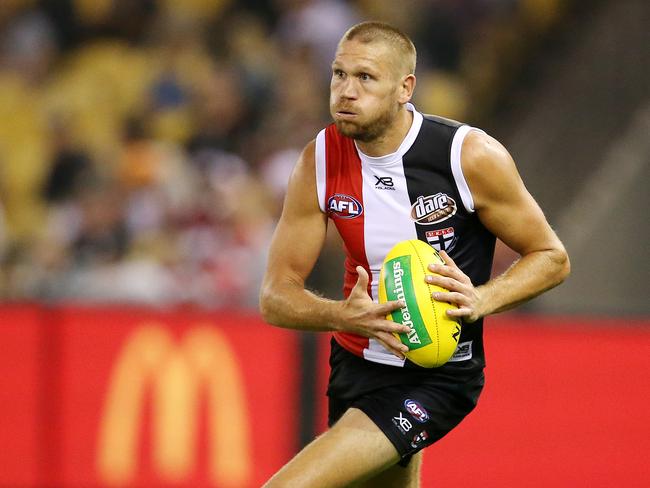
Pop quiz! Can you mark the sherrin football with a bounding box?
[378,239,461,368]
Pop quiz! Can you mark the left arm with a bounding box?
[427,130,570,322]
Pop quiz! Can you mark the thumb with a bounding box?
[351,266,370,296]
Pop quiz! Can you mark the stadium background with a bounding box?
[0,0,648,486]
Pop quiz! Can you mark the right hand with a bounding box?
[338,266,411,359]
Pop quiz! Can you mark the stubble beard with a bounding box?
[333,103,398,143]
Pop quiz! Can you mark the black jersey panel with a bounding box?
[400,116,496,372]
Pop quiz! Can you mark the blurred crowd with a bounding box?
[0,0,568,307]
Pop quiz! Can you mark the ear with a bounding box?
[398,74,416,104]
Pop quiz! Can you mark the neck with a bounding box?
[356,106,413,157]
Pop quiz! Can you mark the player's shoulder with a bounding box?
[459,129,521,210]
[284,138,321,212]
[461,130,512,173]
[418,113,469,146]
[293,138,316,175]
[303,137,316,156]
[421,113,465,130]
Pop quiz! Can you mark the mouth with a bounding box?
[335,110,358,120]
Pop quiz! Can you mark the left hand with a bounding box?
[425,250,484,323]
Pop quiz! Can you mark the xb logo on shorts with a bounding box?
[404,399,429,423]
[392,412,413,434]
[327,193,363,219]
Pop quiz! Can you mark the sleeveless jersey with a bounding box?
[315,103,496,371]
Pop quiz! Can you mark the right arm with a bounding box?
[259,140,409,357]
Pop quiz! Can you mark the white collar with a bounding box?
[354,103,423,167]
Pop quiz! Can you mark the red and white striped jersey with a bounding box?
[315,103,495,369]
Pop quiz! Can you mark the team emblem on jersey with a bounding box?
[411,193,457,225]
[425,227,458,252]
[410,430,429,449]
[327,193,363,219]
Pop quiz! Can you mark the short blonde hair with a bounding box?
[340,21,417,75]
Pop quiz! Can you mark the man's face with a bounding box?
[329,39,403,142]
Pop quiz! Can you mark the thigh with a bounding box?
[351,374,483,464]
[354,451,422,488]
[263,408,400,488]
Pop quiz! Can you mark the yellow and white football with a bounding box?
[378,239,461,368]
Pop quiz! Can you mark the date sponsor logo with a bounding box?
[411,193,457,225]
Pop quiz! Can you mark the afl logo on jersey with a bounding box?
[411,193,457,225]
[327,194,363,219]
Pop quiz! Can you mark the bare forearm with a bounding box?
[477,248,570,317]
[259,280,343,332]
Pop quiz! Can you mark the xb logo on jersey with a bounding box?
[374,175,395,190]
[327,194,363,219]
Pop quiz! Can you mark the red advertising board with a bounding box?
[0,305,300,488]
[1,306,649,487]
[0,304,42,487]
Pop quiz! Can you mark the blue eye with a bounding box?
[359,73,371,81]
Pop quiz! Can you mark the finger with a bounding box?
[426,252,459,275]
[439,250,458,267]
[432,291,469,306]
[446,307,477,322]
[446,306,470,316]
[426,263,471,285]
[427,261,460,277]
[375,331,409,358]
[374,318,411,334]
[376,299,406,315]
[351,266,369,295]
[426,274,467,292]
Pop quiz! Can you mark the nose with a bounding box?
[340,78,358,100]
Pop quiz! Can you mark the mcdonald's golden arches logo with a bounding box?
[96,323,251,487]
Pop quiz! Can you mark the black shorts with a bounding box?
[327,339,484,465]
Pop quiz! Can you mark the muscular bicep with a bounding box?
[462,131,564,256]
[263,140,328,289]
